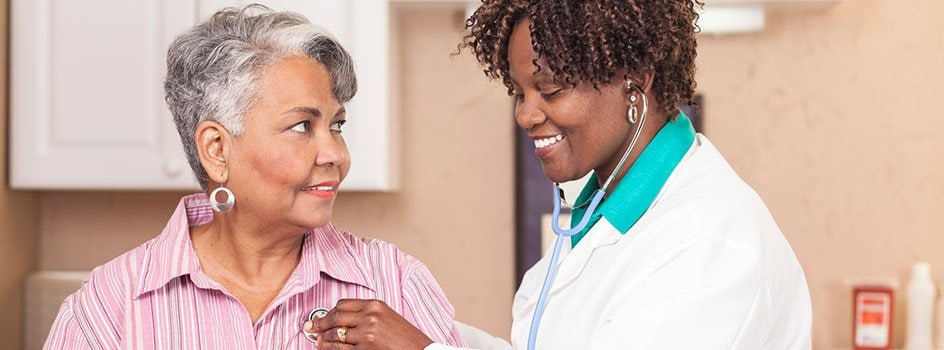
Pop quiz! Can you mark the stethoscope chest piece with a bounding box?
[303,308,330,343]
[308,308,329,321]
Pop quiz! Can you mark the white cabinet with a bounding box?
[11,0,397,191]
[11,0,197,190]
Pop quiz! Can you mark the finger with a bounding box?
[317,326,363,345]
[312,299,390,332]
[312,299,368,332]
[303,320,318,335]
[312,309,363,333]
[333,299,375,312]
[316,339,356,350]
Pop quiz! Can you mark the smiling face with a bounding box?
[508,19,635,184]
[225,55,350,231]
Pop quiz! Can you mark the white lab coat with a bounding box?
[511,135,811,349]
[432,135,812,350]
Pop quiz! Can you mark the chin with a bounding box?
[541,167,583,184]
[296,215,332,231]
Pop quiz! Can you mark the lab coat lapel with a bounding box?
[516,218,623,315]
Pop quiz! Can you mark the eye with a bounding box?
[511,91,524,104]
[290,121,311,133]
[541,88,564,99]
[330,120,347,133]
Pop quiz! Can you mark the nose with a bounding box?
[315,135,347,168]
[514,95,546,131]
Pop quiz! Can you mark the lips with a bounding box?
[300,184,336,191]
[300,180,339,198]
[530,134,564,158]
[300,180,339,191]
[533,134,563,149]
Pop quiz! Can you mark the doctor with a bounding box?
[308,0,812,349]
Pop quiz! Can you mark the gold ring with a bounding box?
[337,326,348,343]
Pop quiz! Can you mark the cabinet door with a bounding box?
[197,0,398,191]
[11,0,199,189]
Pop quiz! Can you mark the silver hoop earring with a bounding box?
[209,186,234,212]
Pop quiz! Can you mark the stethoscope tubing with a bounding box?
[527,189,604,350]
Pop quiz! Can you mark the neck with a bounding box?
[191,213,305,285]
[595,114,667,189]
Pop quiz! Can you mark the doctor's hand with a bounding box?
[306,299,434,350]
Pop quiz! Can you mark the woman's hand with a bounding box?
[306,299,434,350]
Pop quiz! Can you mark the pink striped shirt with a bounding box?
[44,194,466,349]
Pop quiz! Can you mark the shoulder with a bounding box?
[319,224,428,279]
[78,238,155,305]
[639,135,808,302]
[59,237,157,345]
[611,135,807,294]
[668,137,767,211]
[649,136,785,250]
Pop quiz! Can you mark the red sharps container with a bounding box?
[853,282,895,350]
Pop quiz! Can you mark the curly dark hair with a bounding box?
[460,0,702,119]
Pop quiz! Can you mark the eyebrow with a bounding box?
[283,107,321,118]
[507,72,548,89]
[282,106,346,118]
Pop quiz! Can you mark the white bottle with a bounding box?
[935,288,944,350]
[907,262,936,350]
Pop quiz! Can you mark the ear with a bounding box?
[623,69,656,100]
[194,120,231,185]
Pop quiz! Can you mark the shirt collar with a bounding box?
[569,112,696,247]
[135,193,212,297]
[299,224,374,293]
[135,193,373,298]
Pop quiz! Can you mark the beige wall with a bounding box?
[36,6,515,339]
[0,0,41,349]
[697,0,944,348]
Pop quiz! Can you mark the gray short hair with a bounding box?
[164,4,357,191]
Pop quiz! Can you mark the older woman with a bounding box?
[44,5,465,349]
[310,0,812,349]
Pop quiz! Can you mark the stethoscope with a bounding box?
[303,308,329,343]
[526,80,648,350]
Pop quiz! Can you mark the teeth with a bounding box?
[303,185,334,191]
[534,135,563,149]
